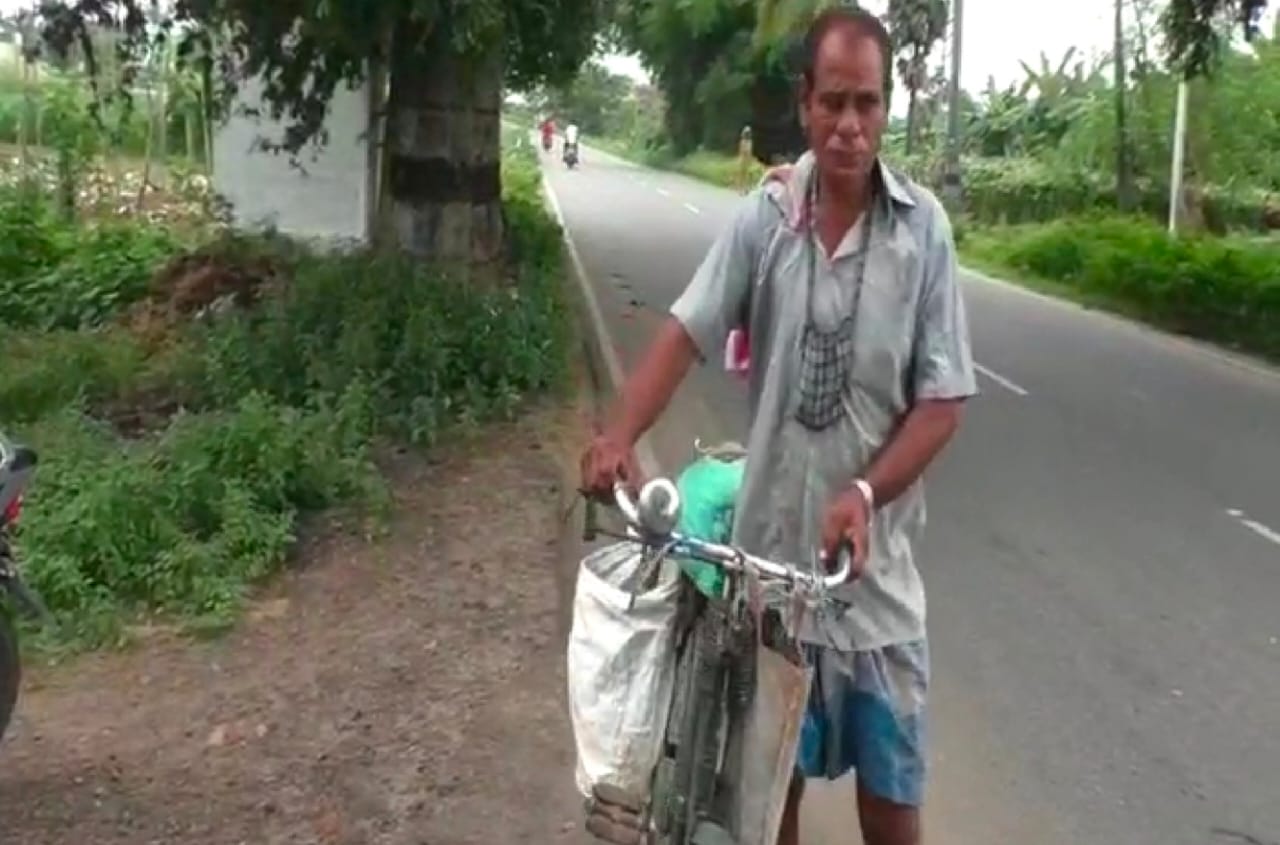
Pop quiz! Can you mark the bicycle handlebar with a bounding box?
[604,479,854,591]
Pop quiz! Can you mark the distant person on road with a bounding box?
[580,7,975,845]
[540,116,556,152]
[736,125,754,194]
[564,122,580,153]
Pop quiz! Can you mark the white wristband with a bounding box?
[853,478,875,511]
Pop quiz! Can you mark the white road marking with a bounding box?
[1226,509,1280,547]
[683,202,702,215]
[975,363,1030,397]
[656,187,671,197]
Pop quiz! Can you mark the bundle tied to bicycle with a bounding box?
[566,440,854,845]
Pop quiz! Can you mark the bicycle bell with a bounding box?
[637,478,681,535]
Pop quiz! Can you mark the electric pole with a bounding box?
[943,0,964,211]
[1114,0,1134,211]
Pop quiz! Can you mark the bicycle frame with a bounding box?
[581,478,851,845]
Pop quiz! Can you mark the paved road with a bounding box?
[543,144,1280,845]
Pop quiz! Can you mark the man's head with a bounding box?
[798,6,892,194]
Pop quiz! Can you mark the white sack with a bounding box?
[567,542,681,801]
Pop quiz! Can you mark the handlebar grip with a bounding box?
[579,483,642,542]
[822,539,857,588]
[612,482,639,523]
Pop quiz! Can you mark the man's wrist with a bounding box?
[852,478,875,512]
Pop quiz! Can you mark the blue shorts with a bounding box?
[795,640,930,807]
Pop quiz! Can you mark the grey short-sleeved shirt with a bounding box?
[670,152,977,651]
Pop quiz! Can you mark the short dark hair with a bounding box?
[797,5,894,104]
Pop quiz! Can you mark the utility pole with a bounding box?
[942,0,964,211]
[1114,0,1133,211]
[1168,77,1188,234]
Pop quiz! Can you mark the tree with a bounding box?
[536,61,634,137]
[613,0,767,156]
[29,0,605,271]
[885,0,947,155]
[1161,0,1270,77]
[1160,0,1271,230]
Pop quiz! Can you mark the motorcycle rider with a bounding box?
[580,7,975,845]
[564,121,581,163]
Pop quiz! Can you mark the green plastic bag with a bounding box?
[673,443,746,599]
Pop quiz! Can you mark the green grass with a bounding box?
[2,132,573,650]
[960,215,1280,361]
[587,136,765,192]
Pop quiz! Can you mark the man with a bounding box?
[564,121,580,157]
[580,7,975,845]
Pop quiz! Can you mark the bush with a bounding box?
[966,215,1280,359]
[0,185,188,329]
[887,155,1278,234]
[671,150,764,191]
[19,390,382,644]
[3,136,572,647]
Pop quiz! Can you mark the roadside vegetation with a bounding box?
[521,1,1280,360]
[0,60,570,651]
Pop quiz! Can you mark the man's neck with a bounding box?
[815,168,874,249]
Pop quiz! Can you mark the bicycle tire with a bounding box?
[667,612,705,845]
[0,608,20,744]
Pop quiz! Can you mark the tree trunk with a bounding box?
[905,87,918,156]
[19,50,31,179]
[749,71,804,165]
[385,22,504,271]
[185,110,197,163]
[136,81,155,213]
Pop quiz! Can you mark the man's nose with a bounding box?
[835,106,862,140]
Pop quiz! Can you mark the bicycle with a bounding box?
[578,476,852,845]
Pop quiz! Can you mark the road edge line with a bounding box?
[541,172,663,479]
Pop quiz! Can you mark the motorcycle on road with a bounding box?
[0,433,52,744]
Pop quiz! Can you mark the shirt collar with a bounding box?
[876,159,916,209]
[771,152,915,228]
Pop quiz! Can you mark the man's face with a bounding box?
[802,26,888,190]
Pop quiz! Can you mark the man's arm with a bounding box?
[600,318,699,445]
[862,203,977,508]
[862,399,965,507]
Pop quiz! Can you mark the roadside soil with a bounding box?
[0,403,590,845]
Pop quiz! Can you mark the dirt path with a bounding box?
[0,406,588,845]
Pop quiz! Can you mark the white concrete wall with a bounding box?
[212,75,375,244]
